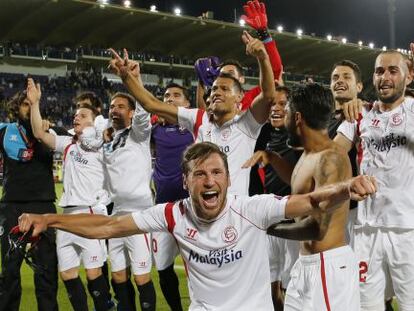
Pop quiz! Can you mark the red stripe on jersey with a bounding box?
[63,142,74,162]
[193,109,205,140]
[320,252,332,311]
[164,202,176,233]
[143,233,150,251]
[356,113,364,168]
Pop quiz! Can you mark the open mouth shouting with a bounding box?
[201,190,219,209]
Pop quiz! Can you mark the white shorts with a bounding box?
[152,231,179,271]
[57,206,105,272]
[354,226,414,311]
[268,235,299,287]
[284,245,360,311]
[108,233,152,276]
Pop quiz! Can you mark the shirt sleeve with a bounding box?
[177,107,200,135]
[131,204,169,233]
[236,109,263,139]
[337,120,357,143]
[54,135,73,153]
[130,102,152,143]
[242,194,288,229]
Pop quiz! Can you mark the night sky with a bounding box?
[131,0,413,49]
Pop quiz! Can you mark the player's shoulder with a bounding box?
[315,146,351,180]
[403,96,414,113]
[318,146,349,164]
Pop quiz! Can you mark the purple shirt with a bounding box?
[151,124,193,203]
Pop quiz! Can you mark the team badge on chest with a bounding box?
[222,226,238,244]
[390,113,403,127]
[220,128,231,141]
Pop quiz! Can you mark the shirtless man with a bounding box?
[244,84,361,310]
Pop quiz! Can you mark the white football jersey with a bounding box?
[103,103,153,213]
[132,194,288,311]
[337,97,414,228]
[55,136,106,207]
[178,107,262,195]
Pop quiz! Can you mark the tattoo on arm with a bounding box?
[313,150,351,238]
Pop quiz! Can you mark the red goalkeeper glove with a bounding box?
[241,0,271,41]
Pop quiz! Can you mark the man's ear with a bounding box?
[357,81,363,93]
[128,109,134,120]
[295,111,302,126]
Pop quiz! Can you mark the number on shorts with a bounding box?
[152,238,158,253]
[359,261,368,283]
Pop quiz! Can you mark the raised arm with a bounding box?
[18,213,142,239]
[242,150,294,185]
[242,0,283,80]
[241,31,275,124]
[108,49,178,124]
[27,78,56,150]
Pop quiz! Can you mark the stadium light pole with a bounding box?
[388,0,396,48]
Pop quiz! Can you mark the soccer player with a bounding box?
[27,79,111,311]
[336,50,414,310]
[245,84,361,309]
[330,60,364,246]
[109,30,275,196]
[196,0,284,112]
[103,91,156,311]
[151,83,194,310]
[18,141,377,311]
[0,81,60,311]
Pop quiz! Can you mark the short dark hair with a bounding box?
[332,60,362,83]
[219,59,244,77]
[7,90,27,120]
[165,83,190,101]
[215,72,243,94]
[111,92,136,110]
[75,92,103,112]
[275,85,290,96]
[289,84,334,130]
[182,142,229,177]
[77,103,99,119]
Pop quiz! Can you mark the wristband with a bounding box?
[257,28,271,42]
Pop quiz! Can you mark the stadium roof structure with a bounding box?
[0,0,381,82]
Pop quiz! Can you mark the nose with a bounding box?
[203,173,215,187]
[382,70,392,80]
